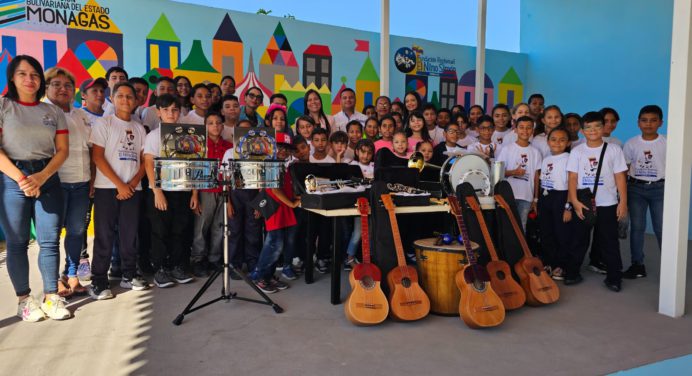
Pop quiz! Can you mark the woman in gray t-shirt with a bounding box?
[0,55,70,322]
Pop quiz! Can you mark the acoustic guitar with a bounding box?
[494,194,560,306]
[459,187,526,310]
[380,194,430,321]
[447,195,505,328]
[344,198,389,325]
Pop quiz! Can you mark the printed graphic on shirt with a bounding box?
[582,157,604,186]
[42,114,58,129]
[496,136,504,144]
[119,129,138,161]
[541,162,554,189]
[511,153,530,181]
[633,150,658,178]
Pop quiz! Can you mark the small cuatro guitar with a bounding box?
[458,183,526,310]
[381,194,430,321]
[344,198,389,325]
[494,192,560,306]
[447,195,505,328]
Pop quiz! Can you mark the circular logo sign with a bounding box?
[394,47,417,74]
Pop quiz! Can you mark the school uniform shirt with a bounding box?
[566,142,628,207]
[467,141,502,159]
[603,136,623,148]
[457,134,477,148]
[531,133,551,158]
[44,99,91,184]
[333,110,368,133]
[79,108,104,127]
[141,105,159,131]
[540,152,570,191]
[623,135,666,181]
[497,142,542,202]
[374,139,393,153]
[428,126,445,146]
[309,154,336,163]
[491,128,512,145]
[179,110,205,125]
[0,97,68,161]
[264,169,297,231]
[143,127,162,158]
[202,137,232,193]
[90,114,147,190]
[350,160,374,179]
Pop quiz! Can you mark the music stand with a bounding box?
[173,164,283,326]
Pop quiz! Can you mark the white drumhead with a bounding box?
[445,153,491,195]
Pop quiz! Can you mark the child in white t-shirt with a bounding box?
[179,84,211,125]
[567,111,628,291]
[344,139,375,269]
[537,127,574,280]
[621,105,666,280]
[497,116,542,231]
[491,104,512,146]
[468,115,502,159]
[532,105,563,158]
[309,128,336,163]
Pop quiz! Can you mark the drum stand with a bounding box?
[173,180,284,326]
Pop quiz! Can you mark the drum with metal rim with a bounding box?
[155,158,219,191]
[228,160,285,189]
[440,153,492,197]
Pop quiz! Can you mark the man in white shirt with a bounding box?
[332,88,368,133]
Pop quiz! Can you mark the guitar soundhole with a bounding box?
[401,277,412,288]
[472,279,487,292]
[496,270,506,280]
[359,275,375,289]
[532,267,542,277]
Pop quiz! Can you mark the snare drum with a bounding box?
[414,238,479,315]
[228,160,285,189]
[155,158,219,190]
[440,153,492,197]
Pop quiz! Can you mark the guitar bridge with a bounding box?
[400,300,422,306]
[473,305,499,312]
[355,303,385,309]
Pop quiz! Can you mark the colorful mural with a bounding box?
[0,0,527,118]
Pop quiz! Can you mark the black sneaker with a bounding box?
[88,283,114,300]
[271,276,289,290]
[315,259,329,274]
[255,279,277,294]
[604,278,622,292]
[169,267,194,284]
[120,275,150,291]
[623,264,647,279]
[108,268,123,280]
[587,261,607,274]
[564,274,584,286]
[191,262,209,278]
[154,268,175,288]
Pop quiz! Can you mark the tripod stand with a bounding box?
[173,175,283,326]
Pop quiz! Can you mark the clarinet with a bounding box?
[386,183,428,194]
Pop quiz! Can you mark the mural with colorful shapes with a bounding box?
[0,0,527,115]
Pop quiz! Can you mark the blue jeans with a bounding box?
[346,217,361,258]
[0,171,63,296]
[256,225,297,281]
[628,181,664,264]
[61,182,91,277]
[515,199,531,233]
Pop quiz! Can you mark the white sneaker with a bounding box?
[17,296,46,322]
[41,295,71,320]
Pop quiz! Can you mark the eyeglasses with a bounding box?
[446,129,460,134]
[246,92,263,101]
[48,82,74,90]
[583,124,603,131]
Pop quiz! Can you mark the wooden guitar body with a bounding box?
[513,256,560,306]
[455,264,505,328]
[344,198,390,325]
[485,260,527,310]
[386,265,431,321]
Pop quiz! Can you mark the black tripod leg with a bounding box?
[173,269,222,325]
[228,265,284,313]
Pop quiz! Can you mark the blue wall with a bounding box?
[521,0,692,238]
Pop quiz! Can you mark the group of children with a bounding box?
[2,55,667,322]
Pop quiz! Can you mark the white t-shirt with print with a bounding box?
[90,115,146,190]
[540,152,569,191]
[309,154,336,163]
[143,127,162,158]
[350,160,374,179]
[497,142,542,202]
[468,141,502,159]
[180,110,205,125]
[623,135,666,181]
[566,142,628,207]
[457,134,477,148]
[492,128,512,146]
[531,133,551,158]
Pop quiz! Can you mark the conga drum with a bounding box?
[414,238,480,315]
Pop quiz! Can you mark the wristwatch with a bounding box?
[564,203,573,211]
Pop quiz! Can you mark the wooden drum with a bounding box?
[414,238,479,315]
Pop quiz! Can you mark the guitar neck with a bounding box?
[452,213,479,265]
[464,197,502,262]
[495,195,533,259]
[360,210,371,264]
[384,204,408,268]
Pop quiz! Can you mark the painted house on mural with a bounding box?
[498,67,523,107]
[302,44,332,90]
[439,69,458,110]
[173,39,220,84]
[212,13,243,81]
[146,13,181,72]
[458,69,494,111]
[355,54,379,108]
[260,22,299,93]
